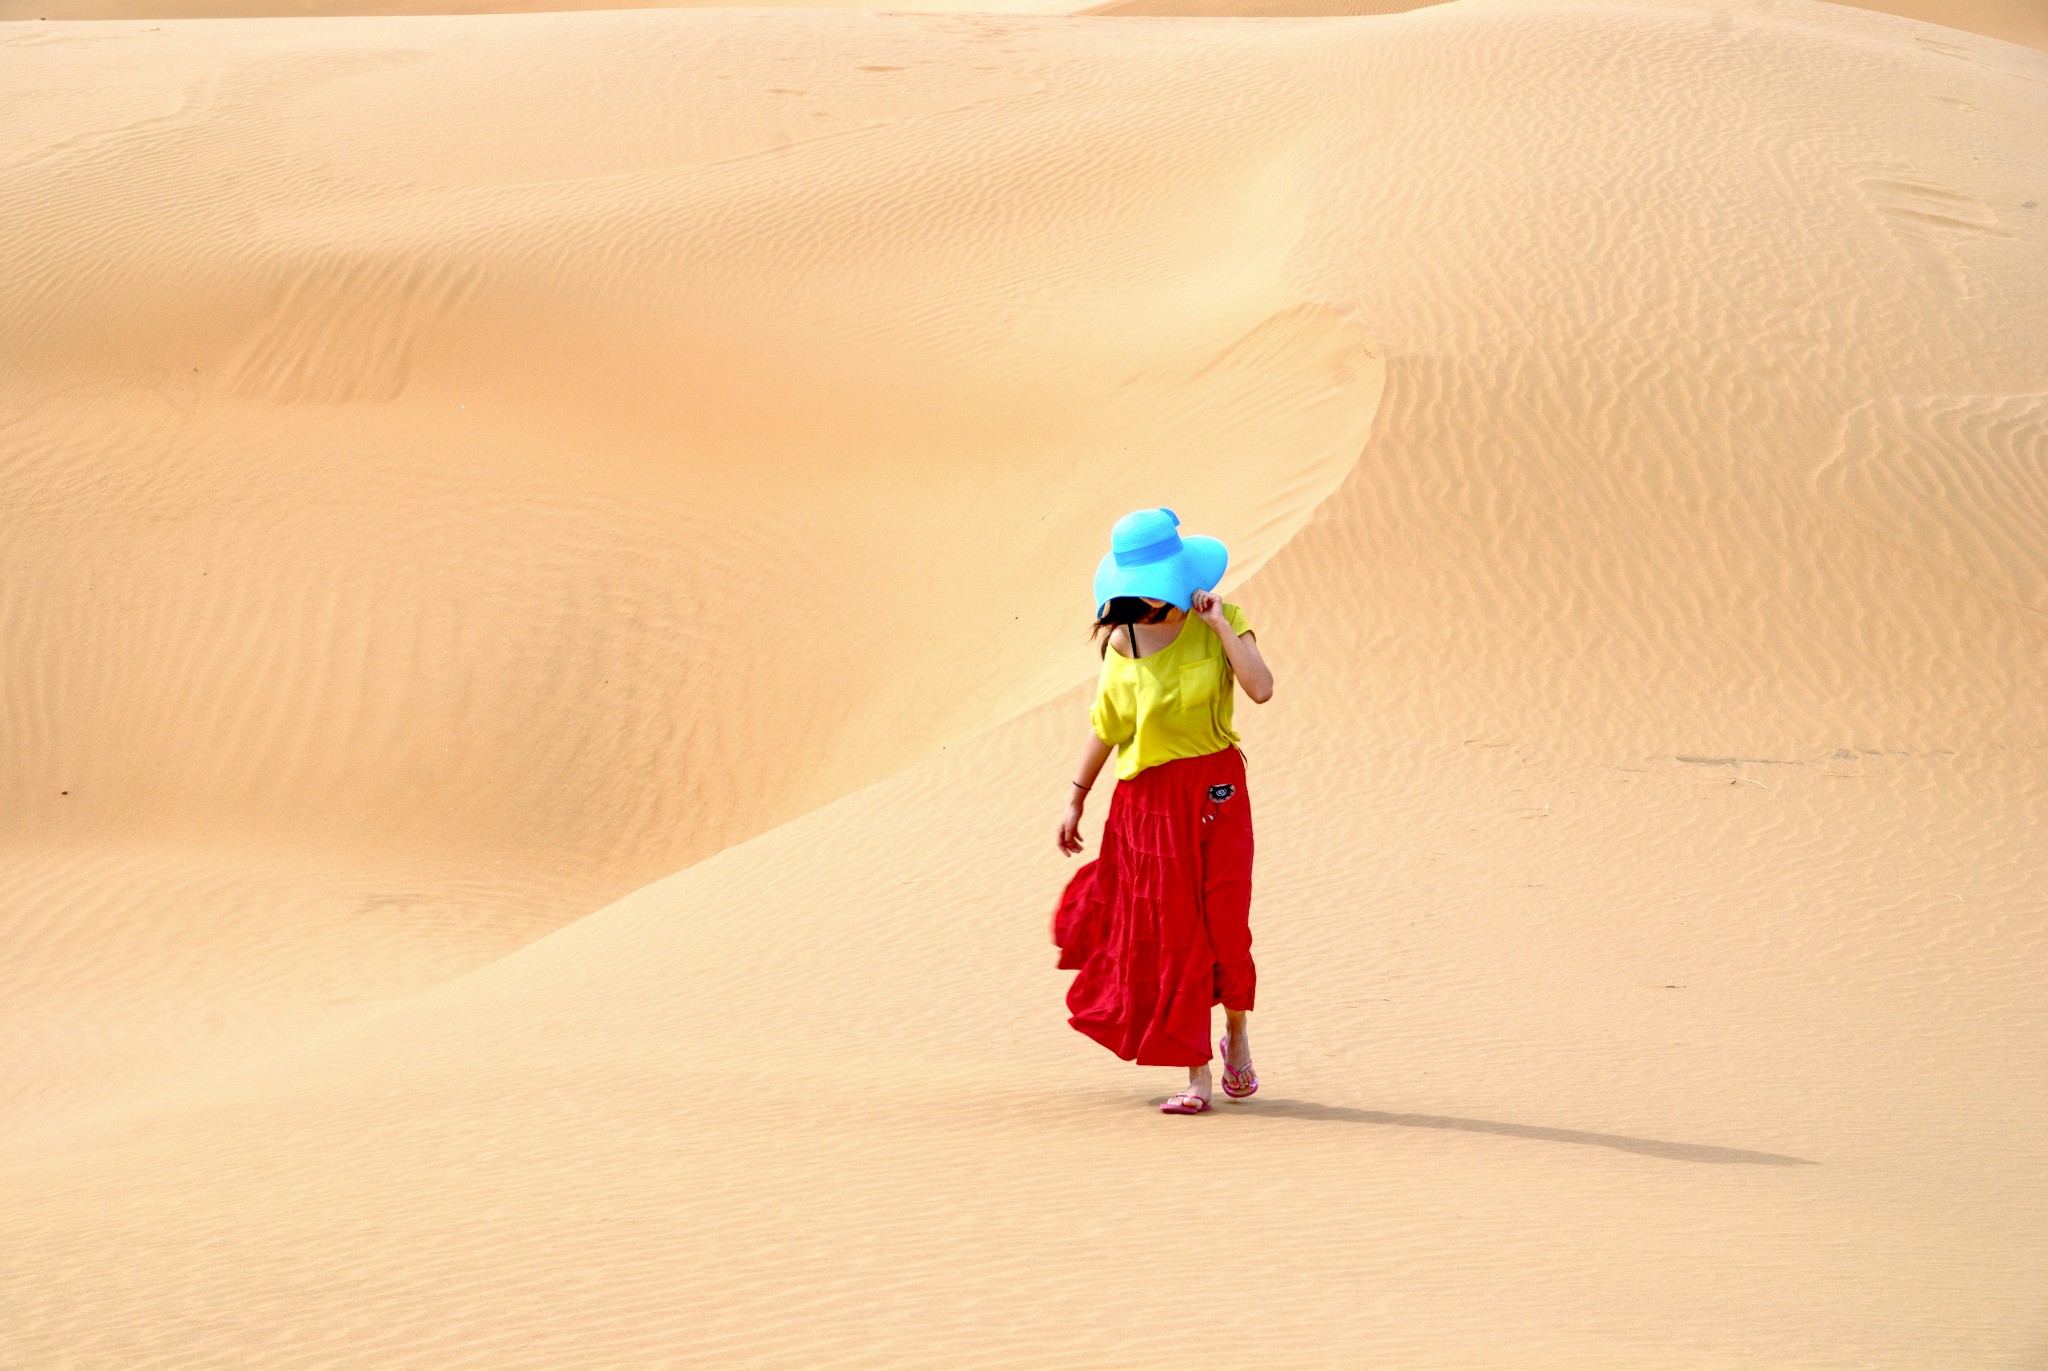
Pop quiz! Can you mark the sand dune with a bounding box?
[1085,0,2046,54]
[1096,0,2048,51]
[1084,0,1447,16]
[1840,0,2047,51]
[0,0,1087,17]
[4,4,1380,1135]
[3,0,2045,1365]
[5,0,2043,57]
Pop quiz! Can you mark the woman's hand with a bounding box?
[1058,798,1086,855]
[1193,589,1273,702]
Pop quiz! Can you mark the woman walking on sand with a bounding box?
[1053,507,1274,1115]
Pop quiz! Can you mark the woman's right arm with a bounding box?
[1058,733,1114,855]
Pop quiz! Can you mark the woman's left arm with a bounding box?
[1190,590,1273,703]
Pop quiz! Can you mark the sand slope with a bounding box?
[6,0,2044,57]
[4,0,2046,1365]
[1086,0,2048,52]
[3,5,1381,1130]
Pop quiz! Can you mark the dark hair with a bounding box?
[1091,596,1170,657]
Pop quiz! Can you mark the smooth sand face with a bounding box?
[4,0,2045,1366]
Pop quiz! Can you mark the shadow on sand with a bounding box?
[1175,1097,1817,1166]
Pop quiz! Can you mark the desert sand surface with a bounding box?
[1841,0,2048,51]
[0,0,1092,18]
[1089,0,2042,53]
[6,0,2044,57]
[4,0,2046,1365]
[1083,0,1447,18]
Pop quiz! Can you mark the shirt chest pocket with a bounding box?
[1177,659,1221,711]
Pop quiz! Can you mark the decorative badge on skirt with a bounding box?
[1207,783,1236,803]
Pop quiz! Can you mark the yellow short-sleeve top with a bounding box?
[1090,602,1252,781]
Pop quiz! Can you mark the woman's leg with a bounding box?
[1182,1011,1249,1094]
[1222,1008,1251,1073]
[1175,1012,1248,1102]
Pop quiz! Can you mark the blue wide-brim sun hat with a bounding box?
[1093,507,1229,613]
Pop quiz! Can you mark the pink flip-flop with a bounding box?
[1218,1034,1259,1099]
[1160,1088,1212,1115]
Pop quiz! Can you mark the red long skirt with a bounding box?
[1052,745,1256,1067]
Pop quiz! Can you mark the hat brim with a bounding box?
[1093,534,1228,613]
